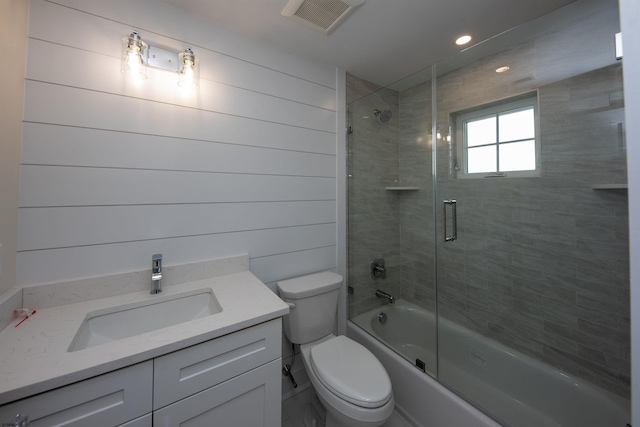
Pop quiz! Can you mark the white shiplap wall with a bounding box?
[18,0,341,288]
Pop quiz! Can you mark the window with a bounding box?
[455,94,539,178]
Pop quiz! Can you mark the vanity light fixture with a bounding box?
[496,66,510,73]
[121,31,149,79]
[178,48,200,89]
[121,31,200,88]
[455,34,472,46]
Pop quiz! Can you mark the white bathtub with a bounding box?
[349,299,630,427]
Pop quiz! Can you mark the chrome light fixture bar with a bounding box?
[121,31,199,88]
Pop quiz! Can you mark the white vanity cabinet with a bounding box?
[153,318,282,426]
[0,361,153,426]
[154,359,281,426]
[0,319,282,427]
[118,415,153,427]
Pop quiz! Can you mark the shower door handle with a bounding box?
[442,199,457,242]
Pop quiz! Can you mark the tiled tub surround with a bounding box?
[0,253,289,404]
[433,62,629,398]
[347,75,404,316]
[347,72,438,320]
[351,300,629,427]
[347,0,629,401]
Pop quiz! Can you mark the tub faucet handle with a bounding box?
[371,258,386,279]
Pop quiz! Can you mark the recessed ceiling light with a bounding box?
[455,35,472,45]
[496,66,510,73]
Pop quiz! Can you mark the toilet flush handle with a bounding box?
[286,302,295,309]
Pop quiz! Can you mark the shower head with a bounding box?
[374,109,392,123]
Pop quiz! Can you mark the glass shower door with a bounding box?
[346,69,439,377]
[434,0,630,425]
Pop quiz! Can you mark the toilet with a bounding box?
[277,271,394,427]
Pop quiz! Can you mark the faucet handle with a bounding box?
[2,413,28,427]
[151,254,163,294]
[371,258,386,279]
[152,254,162,272]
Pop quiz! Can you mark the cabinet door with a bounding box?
[154,319,281,409]
[118,414,152,427]
[0,361,152,427]
[154,359,282,427]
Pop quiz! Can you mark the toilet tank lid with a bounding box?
[277,271,343,299]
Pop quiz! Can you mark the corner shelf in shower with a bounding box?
[592,184,628,190]
[385,186,420,191]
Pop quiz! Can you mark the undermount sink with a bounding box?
[68,289,222,352]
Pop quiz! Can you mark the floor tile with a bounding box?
[382,409,410,427]
[282,387,412,427]
[282,386,312,426]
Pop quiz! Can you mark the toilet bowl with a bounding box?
[277,271,394,427]
[301,335,394,427]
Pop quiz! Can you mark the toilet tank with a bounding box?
[277,271,343,344]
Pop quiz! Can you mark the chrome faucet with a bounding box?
[375,289,395,304]
[371,258,386,279]
[2,413,28,427]
[151,254,163,294]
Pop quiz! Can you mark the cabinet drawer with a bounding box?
[0,361,152,427]
[153,319,281,409]
[154,358,282,427]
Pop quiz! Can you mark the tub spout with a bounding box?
[375,289,395,304]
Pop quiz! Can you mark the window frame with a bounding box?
[454,92,541,179]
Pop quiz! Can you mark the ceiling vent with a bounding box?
[282,0,364,35]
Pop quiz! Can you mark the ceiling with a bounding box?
[158,0,576,87]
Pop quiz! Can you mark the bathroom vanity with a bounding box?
[0,254,288,426]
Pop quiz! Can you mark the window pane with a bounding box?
[499,108,534,142]
[499,140,536,171]
[467,116,496,147]
[468,145,497,173]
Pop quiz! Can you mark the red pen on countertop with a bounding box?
[14,308,36,327]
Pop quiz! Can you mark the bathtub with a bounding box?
[349,299,630,427]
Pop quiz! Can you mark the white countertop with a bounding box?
[0,270,289,405]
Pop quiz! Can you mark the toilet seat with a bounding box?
[309,335,392,409]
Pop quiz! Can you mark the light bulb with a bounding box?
[178,48,199,89]
[122,31,147,79]
[180,63,194,86]
[127,50,142,73]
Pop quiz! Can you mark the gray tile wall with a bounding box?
[346,74,403,316]
[433,62,629,398]
[348,0,629,399]
[397,82,436,313]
